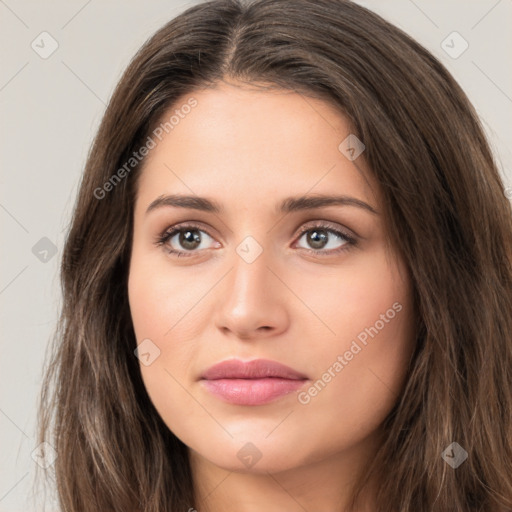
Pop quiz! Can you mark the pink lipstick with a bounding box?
[200,358,308,406]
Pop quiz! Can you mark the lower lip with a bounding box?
[201,378,307,405]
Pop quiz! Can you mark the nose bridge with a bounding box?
[213,234,289,337]
[228,236,273,306]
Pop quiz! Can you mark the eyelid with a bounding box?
[295,219,356,238]
[157,220,220,242]
[163,221,216,241]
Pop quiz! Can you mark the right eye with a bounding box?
[155,223,218,257]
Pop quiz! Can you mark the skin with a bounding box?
[128,78,416,512]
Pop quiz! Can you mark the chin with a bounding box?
[186,430,319,475]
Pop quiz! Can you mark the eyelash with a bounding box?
[153,221,357,258]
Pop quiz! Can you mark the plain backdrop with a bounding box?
[1,1,511,510]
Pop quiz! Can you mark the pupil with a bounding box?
[308,229,327,249]
[180,230,201,250]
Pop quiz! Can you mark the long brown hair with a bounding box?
[37,0,512,510]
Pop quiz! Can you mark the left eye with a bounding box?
[295,226,352,252]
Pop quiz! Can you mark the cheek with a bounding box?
[296,246,411,355]
[127,252,210,433]
[128,266,192,377]
[128,249,202,343]
[296,251,414,432]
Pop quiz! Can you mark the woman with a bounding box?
[37,0,512,511]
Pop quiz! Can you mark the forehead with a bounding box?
[134,80,378,215]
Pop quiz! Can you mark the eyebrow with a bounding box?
[145,193,378,216]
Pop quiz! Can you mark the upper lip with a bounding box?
[201,358,308,380]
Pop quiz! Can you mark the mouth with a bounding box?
[200,358,309,406]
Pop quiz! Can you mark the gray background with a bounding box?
[1,1,511,510]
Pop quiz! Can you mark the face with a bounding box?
[128,79,415,476]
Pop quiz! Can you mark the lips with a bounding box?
[201,358,308,380]
[200,358,309,406]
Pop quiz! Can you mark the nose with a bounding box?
[213,245,289,340]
